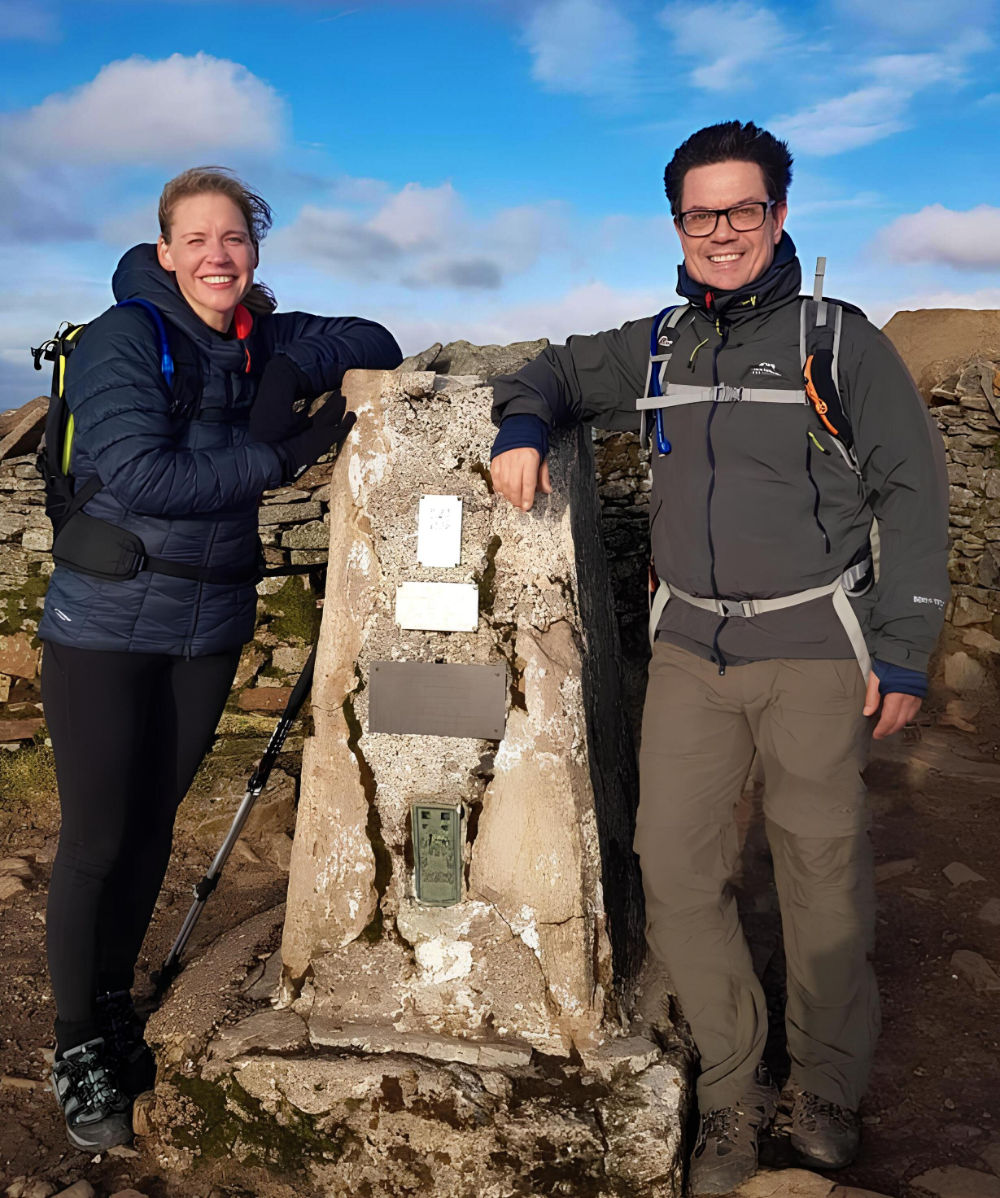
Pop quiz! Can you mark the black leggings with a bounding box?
[42,641,240,1053]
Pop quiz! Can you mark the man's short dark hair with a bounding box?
[664,121,793,216]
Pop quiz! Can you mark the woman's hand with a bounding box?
[250,356,313,443]
[275,391,356,481]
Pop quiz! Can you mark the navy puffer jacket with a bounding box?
[38,244,402,655]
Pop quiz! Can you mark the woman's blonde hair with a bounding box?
[158,166,277,313]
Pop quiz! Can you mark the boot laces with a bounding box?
[58,1043,124,1113]
[798,1091,854,1131]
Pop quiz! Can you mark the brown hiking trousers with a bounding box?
[636,640,880,1113]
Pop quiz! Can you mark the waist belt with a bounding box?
[649,557,872,678]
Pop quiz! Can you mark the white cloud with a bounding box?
[387,280,662,355]
[877,204,1000,270]
[772,40,983,155]
[522,0,640,98]
[2,53,285,164]
[0,0,57,40]
[275,181,564,292]
[831,0,997,38]
[659,2,789,91]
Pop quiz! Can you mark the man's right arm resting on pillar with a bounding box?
[488,321,652,509]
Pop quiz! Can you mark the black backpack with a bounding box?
[30,299,258,585]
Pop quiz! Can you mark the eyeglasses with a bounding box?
[677,200,776,238]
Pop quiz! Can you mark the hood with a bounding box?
[676,231,801,324]
[112,243,248,348]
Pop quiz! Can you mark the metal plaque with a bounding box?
[395,581,479,632]
[411,802,463,906]
[368,661,507,739]
[417,494,462,567]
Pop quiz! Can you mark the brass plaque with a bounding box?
[411,802,463,906]
[368,661,507,739]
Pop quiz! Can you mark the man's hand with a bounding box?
[863,671,922,739]
[490,447,552,511]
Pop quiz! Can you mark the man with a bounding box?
[489,121,949,1194]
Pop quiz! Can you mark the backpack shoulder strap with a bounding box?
[800,263,865,464]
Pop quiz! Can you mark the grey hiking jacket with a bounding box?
[491,242,949,672]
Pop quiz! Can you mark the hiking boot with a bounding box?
[689,1070,778,1195]
[50,1037,132,1151]
[96,989,156,1097]
[789,1089,861,1169]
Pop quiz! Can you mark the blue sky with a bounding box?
[2,0,999,409]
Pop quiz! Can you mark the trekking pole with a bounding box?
[155,642,317,996]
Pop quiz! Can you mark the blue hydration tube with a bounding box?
[648,307,673,455]
[117,297,175,387]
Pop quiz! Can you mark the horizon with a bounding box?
[2,0,999,411]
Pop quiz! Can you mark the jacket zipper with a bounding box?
[706,315,729,675]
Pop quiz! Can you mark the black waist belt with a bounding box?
[53,511,263,586]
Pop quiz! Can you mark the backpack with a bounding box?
[30,299,260,585]
[640,257,864,474]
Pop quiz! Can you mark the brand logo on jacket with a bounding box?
[749,361,784,379]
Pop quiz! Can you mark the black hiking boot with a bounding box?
[689,1068,778,1195]
[96,989,156,1097]
[789,1089,861,1169]
[50,1037,132,1151]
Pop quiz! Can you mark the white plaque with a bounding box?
[395,582,479,632]
[417,495,462,567]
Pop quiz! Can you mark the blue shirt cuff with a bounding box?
[490,413,549,462]
[872,658,927,699]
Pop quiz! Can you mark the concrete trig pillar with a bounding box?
[281,366,645,1055]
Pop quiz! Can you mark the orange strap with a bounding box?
[804,353,839,436]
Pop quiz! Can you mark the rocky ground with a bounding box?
[1,717,999,1198]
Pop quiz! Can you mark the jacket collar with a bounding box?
[675,232,801,324]
[111,244,252,364]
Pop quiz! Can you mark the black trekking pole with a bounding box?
[154,642,317,997]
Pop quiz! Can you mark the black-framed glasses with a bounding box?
[677,200,775,237]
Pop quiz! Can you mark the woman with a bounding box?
[39,167,401,1150]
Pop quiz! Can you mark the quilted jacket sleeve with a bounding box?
[263,312,402,394]
[66,306,284,516]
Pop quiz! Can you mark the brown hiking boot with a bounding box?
[689,1069,778,1195]
[789,1089,861,1169]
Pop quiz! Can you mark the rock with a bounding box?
[0,397,47,461]
[0,673,9,703]
[131,1092,156,1137]
[0,876,27,902]
[944,650,987,693]
[580,1035,662,1081]
[978,898,1000,926]
[0,856,34,880]
[951,949,1000,994]
[0,632,40,680]
[241,948,284,1002]
[874,858,917,883]
[952,595,993,626]
[281,520,329,550]
[52,1184,96,1198]
[207,1009,309,1060]
[945,861,988,886]
[307,1019,533,1069]
[964,629,1000,654]
[979,1136,1000,1176]
[21,527,52,552]
[397,342,443,372]
[0,1074,42,1089]
[0,718,44,743]
[258,500,322,525]
[106,1145,140,1159]
[942,698,980,732]
[108,1191,149,1197]
[232,643,265,689]
[430,338,549,378]
[910,1165,1000,1198]
[735,1168,836,1197]
[4,1181,55,1198]
[270,644,312,673]
[236,686,293,712]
